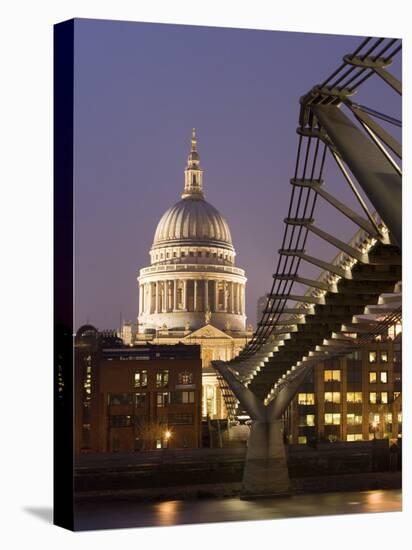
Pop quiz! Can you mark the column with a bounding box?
[168,281,172,312]
[155,282,159,314]
[173,279,177,311]
[214,280,219,312]
[148,283,152,314]
[183,279,187,311]
[163,281,167,312]
[204,280,209,310]
[139,284,143,315]
[223,281,228,312]
[194,280,198,312]
[230,282,234,314]
[241,284,245,315]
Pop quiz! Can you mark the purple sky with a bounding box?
[73,19,401,331]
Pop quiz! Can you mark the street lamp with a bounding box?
[371,420,379,440]
[164,430,172,448]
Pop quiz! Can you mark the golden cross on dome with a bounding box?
[191,128,197,151]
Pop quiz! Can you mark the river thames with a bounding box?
[74,488,401,531]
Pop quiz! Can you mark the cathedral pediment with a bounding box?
[183,324,233,340]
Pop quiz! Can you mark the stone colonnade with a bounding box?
[139,279,245,316]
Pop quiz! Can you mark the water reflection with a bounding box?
[75,489,402,531]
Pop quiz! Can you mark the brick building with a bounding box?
[75,325,202,454]
[286,326,402,445]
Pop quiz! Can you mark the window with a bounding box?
[156,370,169,388]
[298,414,315,427]
[110,415,132,428]
[381,392,388,404]
[298,436,307,444]
[369,351,377,363]
[324,370,341,382]
[347,434,363,441]
[380,371,388,383]
[298,393,315,405]
[369,371,377,383]
[306,414,315,426]
[324,392,340,403]
[134,393,146,407]
[108,393,133,406]
[182,391,195,404]
[369,413,380,423]
[178,371,193,385]
[324,413,341,425]
[134,370,148,388]
[189,251,194,257]
[347,413,362,425]
[369,392,377,404]
[384,413,392,424]
[156,392,170,407]
[347,392,362,403]
[380,351,388,363]
[168,414,194,425]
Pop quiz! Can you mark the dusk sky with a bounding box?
[73,19,401,330]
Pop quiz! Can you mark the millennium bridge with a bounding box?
[213,36,402,498]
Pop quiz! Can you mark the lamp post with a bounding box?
[371,420,379,440]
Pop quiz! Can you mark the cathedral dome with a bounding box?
[152,197,234,250]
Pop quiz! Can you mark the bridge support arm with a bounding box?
[213,361,266,421]
[312,104,402,247]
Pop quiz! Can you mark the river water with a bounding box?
[74,489,401,531]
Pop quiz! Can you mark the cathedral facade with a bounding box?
[136,130,253,418]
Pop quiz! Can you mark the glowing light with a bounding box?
[165,430,172,440]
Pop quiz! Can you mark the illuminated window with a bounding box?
[156,392,170,407]
[156,439,162,449]
[369,371,377,383]
[380,351,388,363]
[306,414,315,427]
[182,391,195,404]
[384,413,392,423]
[347,392,362,403]
[134,370,148,388]
[298,436,307,444]
[299,414,315,427]
[369,392,377,404]
[394,391,401,400]
[324,413,341,425]
[324,392,340,403]
[380,371,388,383]
[369,351,377,363]
[369,413,380,423]
[134,393,146,407]
[381,392,388,404]
[324,370,341,382]
[156,370,169,388]
[347,434,363,441]
[347,413,362,425]
[298,393,315,405]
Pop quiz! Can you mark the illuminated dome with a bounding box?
[153,197,234,251]
[138,129,247,333]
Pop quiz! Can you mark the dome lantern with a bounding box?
[182,128,204,199]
